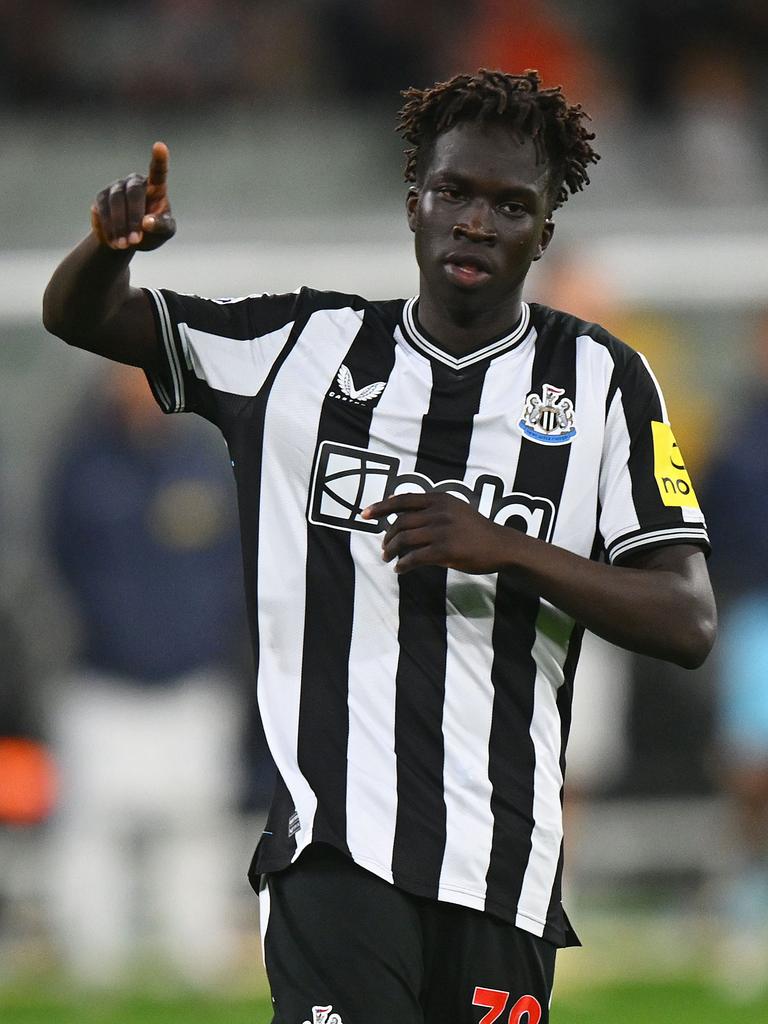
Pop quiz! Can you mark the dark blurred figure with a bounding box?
[0,607,38,751]
[700,313,768,996]
[0,606,56,931]
[611,0,768,202]
[45,363,250,986]
[613,0,768,118]
[321,0,461,101]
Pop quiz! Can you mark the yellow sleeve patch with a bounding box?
[651,421,700,509]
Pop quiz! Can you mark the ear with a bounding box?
[533,219,555,261]
[406,187,419,233]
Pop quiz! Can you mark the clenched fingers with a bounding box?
[125,173,148,245]
[94,175,147,248]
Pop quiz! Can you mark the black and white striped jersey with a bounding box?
[144,285,709,947]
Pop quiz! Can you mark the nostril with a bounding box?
[453,222,496,242]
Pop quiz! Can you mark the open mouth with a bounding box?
[444,252,493,286]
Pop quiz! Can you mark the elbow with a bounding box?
[42,288,66,341]
[673,605,718,670]
[42,284,79,345]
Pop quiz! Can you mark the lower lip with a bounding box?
[445,262,491,286]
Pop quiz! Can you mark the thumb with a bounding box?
[138,211,176,250]
[142,212,176,236]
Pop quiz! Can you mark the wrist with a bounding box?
[489,524,541,581]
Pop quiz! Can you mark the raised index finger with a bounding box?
[148,141,169,188]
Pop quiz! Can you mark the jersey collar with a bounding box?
[401,297,531,371]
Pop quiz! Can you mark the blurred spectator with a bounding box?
[44,362,249,986]
[0,606,37,745]
[613,0,768,119]
[610,0,768,202]
[451,0,604,108]
[700,312,768,996]
[321,0,461,100]
[0,604,56,828]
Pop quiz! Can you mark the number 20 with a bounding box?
[472,987,542,1024]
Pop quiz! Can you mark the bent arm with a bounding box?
[365,492,717,669]
[42,233,160,371]
[42,141,176,373]
[499,537,716,669]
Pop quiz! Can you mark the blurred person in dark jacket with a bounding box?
[46,362,248,986]
[700,314,768,996]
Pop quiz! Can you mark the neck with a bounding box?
[416,285,524,356]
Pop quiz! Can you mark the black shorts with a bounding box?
[259,844,557,1024]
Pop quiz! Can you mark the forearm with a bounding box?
[496,531,715,668]
[42,232,134,342]
[368,482,716,670]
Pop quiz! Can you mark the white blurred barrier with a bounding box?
[6,222,768,322]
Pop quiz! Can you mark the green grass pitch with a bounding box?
[1,980,768,1023]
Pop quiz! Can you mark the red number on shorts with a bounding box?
[472,988,542,1024]
[508,995,542,1024]
[472,987,509,1024]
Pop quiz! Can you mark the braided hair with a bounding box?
[396,69,599,212]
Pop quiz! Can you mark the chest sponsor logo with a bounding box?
[308,441,554,540]
[651,421,700,509]
[519,383,576,445]
[329,364,387,406]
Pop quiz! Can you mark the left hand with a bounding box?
[362,491,511,574]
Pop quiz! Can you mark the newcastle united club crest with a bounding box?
[519,383,577,445]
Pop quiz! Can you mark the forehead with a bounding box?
[425,121,549,192]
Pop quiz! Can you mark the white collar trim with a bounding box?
[402,298,531,370]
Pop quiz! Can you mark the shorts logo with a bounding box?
[309,441,554,541]
[651,421,700,509]
[303,1006,342,1024]
[519,383,576,445]
[329,364,387,406]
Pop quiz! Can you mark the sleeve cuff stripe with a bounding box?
[146,288,185,412]
[153,377,171,407]
[609,527,710,563]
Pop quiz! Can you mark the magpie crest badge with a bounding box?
[519,383,576,445]
[303,1006,343,1024]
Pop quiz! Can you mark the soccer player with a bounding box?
[43,69,716,1023]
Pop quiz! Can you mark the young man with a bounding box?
[43,69,716,1023]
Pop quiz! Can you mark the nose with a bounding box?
[452,200,496,243]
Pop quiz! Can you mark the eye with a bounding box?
[436,185,463,201]
[499,201,527,217]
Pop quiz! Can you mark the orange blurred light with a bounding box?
[0,738,58,825]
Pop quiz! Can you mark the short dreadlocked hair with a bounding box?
[396,68,599,212]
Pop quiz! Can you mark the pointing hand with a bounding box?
[90,141,176,252]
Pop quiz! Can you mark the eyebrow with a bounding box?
[428,170,542,200]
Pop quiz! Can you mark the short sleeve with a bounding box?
[598,351,710,564]
[143,287,301,426]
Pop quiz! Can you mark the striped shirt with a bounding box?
[144,285,709,947]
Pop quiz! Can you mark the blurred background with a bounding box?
[2,0,768,1019]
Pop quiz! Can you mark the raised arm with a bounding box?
[362,492,717,669]
[42,142,176,372]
